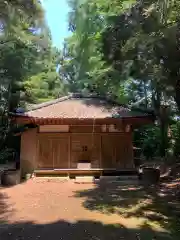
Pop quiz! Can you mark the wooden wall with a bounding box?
[20,124,134,174]
[20,128,38,176]
[101,133,134,168]
[70,133,101,168]
[38,134,69,169]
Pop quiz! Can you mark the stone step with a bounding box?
[33,176,69,183]
[75,176,95,183]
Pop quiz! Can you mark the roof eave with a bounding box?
[10,114,154,126]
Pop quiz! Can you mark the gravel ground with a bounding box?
[0,179,172,240]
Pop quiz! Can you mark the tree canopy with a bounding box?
[59,0,180,158]
[1,0,180,159]
[0,0,67,148]
[60,1,180,110]
[0,0,66,113]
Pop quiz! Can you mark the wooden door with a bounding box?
[38,137,53,169]
[101,133,133,169]
[52,137,69,169]
[101,134,116,168]
[71,134,101,168]
[38,135,69,169]
[121,134,134,168]
[91,134,101,168]
[114,134,125,169]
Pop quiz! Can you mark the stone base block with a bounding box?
[75,176,95,183]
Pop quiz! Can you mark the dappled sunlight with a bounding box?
[74,183,149,215]
[120,186,143,191]
[74,181,180,238]
[0,180,178,239]
[0,189,15,224]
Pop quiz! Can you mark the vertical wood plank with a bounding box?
[100,135,102,168]
[69,135,71,168]
[53,137,69,169]
[52,139,54,169]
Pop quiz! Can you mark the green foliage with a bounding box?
[0,1,66,110]
[62,0,180,159]
[62,0,165,104]
[170,121,180,157]
[0,148,15,164]
[133,126,162,159]
[101,0,180,111]
[0,0,48,111]
[24,71,65,103]
[61,0,127,97]
[1,0,180,161]
[0,1,66,150]
[133,121,180,160]
[23,47,66,104]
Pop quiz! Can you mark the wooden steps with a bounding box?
[34,168,138,179]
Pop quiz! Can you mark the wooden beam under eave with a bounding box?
[12,115,154,126]
[14,118,32,124]
[12,117,122,125]
[123,116,154,127]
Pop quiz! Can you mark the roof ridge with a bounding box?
[26,94,73,112]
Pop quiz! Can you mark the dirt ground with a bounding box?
[0,179,179,240]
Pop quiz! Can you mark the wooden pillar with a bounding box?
[68,135,71,168]
[99,135,102,168]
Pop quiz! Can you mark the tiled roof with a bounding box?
[13,93,152,119]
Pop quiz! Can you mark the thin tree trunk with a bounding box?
[143,80,148,108]
[159,109,169,157]
[174,80,180,112]
[175,19,180,112]
[153,83,169,157]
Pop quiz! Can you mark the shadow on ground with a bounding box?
[0,219,174,240]
[1,181,180,239]
[0,190,12,224]
[74,182,180,239]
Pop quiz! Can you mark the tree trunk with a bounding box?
[175,19,180,112]
[153,85,169,157]
[175,80,180,112]
[144,81,148,108]
[159,105,170,157]
[160,114,168,157]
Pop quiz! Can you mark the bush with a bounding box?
[0,148,15,164]
[170,121,180,158]
[133,125,162,159]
